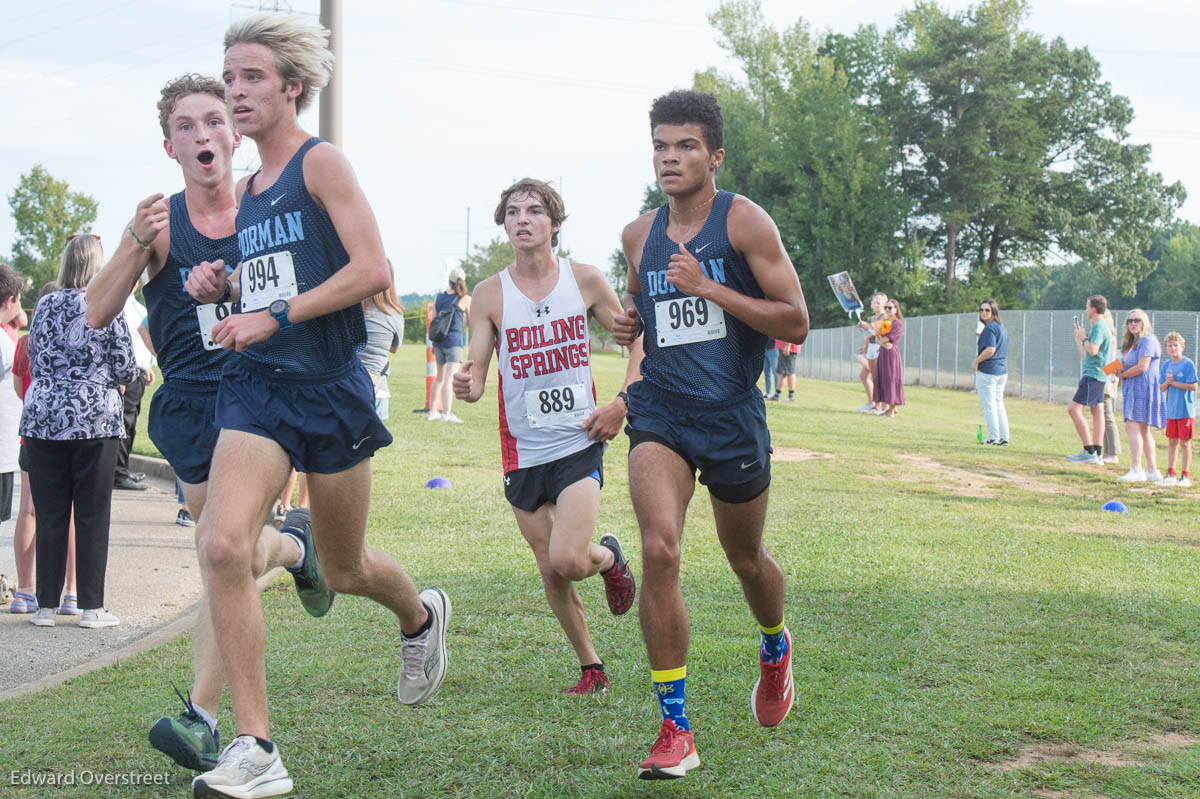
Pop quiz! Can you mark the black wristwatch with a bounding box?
[219,279,232,304]
[269,299,293,331]
[617,390,629,407]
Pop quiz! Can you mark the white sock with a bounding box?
[281,532,306,570]
[192,703,218,737]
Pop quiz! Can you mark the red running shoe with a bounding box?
[638,718,699,779]
[599,534,636,615]
[563,668,611,695]
[751,627,794,727]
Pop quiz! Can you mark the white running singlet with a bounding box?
[497,257,597,472]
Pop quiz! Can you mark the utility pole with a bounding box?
[319,0,342,147]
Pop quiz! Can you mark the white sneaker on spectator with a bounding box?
[30,607,56,627]
[1177,476,1192,488]
[1066,450,1094,463]
[441,412,463,424]
[856,404,874,412]
[426,410,440,421]
[79,608,120,628]
[1153,475,1178,486]
[1117,469,1147,482]
[1145,470,1164,483]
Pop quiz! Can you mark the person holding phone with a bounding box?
[1066,296,1115,465]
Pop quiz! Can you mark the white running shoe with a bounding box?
[397,587,451,705]
[1117,469,1148,482]
[1066,450,1095,463]
[426,410,440,421]
[856,404,874,412]
[1145,470,1164,483]
[441,412,463,424]
[30,607,56,627]
[192,735,292,798]
[1153,475,1178,487]
[79,608,120,628]
[1177,476,1193,488]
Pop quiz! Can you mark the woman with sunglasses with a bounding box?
[972,299,1009,444]
[873,300,905,416]
[1115,309,1166,482]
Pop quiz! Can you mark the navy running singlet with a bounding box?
[633,190,767,402]
[143,191,236,385]
[235,137,365,373]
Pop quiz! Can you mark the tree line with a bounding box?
[8,1,1192,327]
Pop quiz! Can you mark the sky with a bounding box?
[1,0,1196,297]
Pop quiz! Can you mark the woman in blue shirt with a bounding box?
[973,299,1010,445]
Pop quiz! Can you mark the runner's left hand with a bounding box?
[582,399,626,442]
[211,310,278,352]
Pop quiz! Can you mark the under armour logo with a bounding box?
[534,304,551,317]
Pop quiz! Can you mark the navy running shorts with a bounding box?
[148,381,222,485]
[625,381,771,504]
[504,441,604,513]
[214,358,393,474]
[1072,376,1106,407]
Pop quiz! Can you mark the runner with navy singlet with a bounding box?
[83,74,327,777]
[181,15,449,799]
[612,90,809,780]
[453,179,642,697]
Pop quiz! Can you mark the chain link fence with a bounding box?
[798,310,1200,404]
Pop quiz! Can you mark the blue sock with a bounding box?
[651,666,689,731]
[760,621,788,664]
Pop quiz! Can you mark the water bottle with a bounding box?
[977,424,983,443]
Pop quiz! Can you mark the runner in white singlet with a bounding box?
[454,178,644,695]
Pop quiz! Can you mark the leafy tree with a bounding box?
[7,164,97,303]
[701,1,913,327]
[461,236,514,293]
[885,0,1183,300]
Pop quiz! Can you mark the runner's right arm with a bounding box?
[85,193,169,329]
[452,276,500,403]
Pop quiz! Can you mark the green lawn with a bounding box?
[10,347,1200,798]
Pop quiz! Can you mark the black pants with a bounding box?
[26,437,119,611]
[114,373,146,481]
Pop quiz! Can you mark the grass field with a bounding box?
[11,346,1200,798]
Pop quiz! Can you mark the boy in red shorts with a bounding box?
[1157,332,1197,487]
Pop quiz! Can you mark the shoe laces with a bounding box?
[650,720,684,754]
[400,630,430,680]
[566,669,609,694]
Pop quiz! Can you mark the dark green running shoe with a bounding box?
[148,686,219,772]
[282,508,336,617]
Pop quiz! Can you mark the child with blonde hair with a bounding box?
[1157,332,1196,486]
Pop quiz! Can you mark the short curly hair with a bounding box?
[649,90,723,152]
[157,74,227,139]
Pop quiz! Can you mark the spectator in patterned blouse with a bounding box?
[20,235,140,629]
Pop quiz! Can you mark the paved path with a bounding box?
[0,456,204,701]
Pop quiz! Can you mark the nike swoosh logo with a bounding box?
[270,193,286,206]
[741,459,759,470]
[695,242,711,253]
[352,436,371,450]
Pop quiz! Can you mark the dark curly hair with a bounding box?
[649,90,723,153]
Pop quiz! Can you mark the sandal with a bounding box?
[10,591,38,614]
[59,594,81,615]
